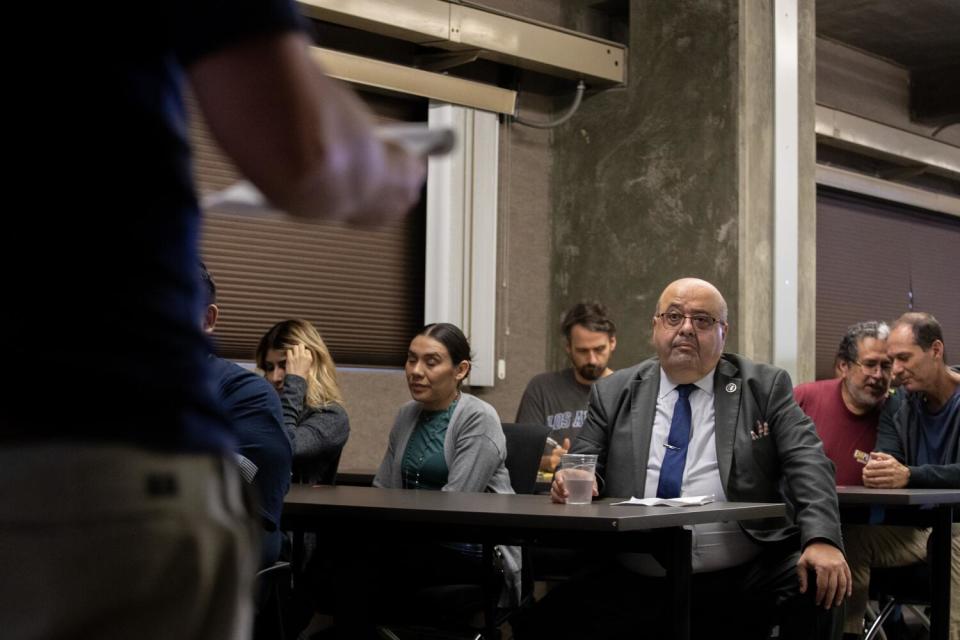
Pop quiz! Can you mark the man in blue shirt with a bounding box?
[1,0,424,636]
[844,312,960,639]
[202,263,292,569]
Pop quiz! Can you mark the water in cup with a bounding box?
[565,475,594,504]
[561,453,597,504]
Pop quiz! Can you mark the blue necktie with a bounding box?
[657,383,696,499]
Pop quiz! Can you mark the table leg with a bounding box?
[666,527,692,640]
[929,506,952,640]
[483,543,498,639]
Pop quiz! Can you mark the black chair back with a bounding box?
[501,422,552,495]
[315,448,343,486]
[869,562,931,602]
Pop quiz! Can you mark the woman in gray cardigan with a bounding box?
[373,322,521,606]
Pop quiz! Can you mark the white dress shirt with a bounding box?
[620,367,760,575]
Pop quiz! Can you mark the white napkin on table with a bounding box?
[612,494,715,507]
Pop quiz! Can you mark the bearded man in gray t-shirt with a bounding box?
[516,302,617,471]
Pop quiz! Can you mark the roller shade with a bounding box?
[816,188,960,379]
[188,92,425,366]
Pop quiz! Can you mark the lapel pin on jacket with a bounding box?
[725,382,737,393]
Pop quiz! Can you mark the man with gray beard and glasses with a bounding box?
[795,321,893,487]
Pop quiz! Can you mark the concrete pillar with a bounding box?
[550,0,816,377]
[738,0,775,366]
[797,0,817,383]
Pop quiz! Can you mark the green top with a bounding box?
[401,397,459,490]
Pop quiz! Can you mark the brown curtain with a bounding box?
[188,90,426,366]
[816,188,960,379]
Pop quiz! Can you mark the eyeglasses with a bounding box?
[656,311,721,331]
[852,359,893,375]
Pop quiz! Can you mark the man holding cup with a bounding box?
[557,453,598,504]
[516,302,618,472]
[544,278,850,639]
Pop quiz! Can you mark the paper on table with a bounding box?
[612,495,715,507]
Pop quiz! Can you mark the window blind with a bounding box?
[816,188,960,379]
[189,91,426,366]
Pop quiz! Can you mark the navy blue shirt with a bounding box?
[917,387,960,467]
[210,357,292,539]
[4,0,300,452]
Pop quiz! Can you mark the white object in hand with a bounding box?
[201,124,455,215]
[201,181,269,214]
[376,123,455,156]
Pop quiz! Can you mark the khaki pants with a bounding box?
[0,444,258,640]
[843,523,960,639]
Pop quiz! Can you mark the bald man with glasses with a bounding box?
[532,278,849,640]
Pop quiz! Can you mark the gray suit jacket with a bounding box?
[571,353,844,551]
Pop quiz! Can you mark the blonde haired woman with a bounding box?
[256,319,349,486]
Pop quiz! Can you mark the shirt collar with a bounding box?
[658,366,716,400]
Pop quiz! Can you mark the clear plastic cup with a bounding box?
[560,453,597,504]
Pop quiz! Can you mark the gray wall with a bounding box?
[737,0,775,371]
[549,0,741,371]
[798,0,818,383]
[337,369,409,470]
